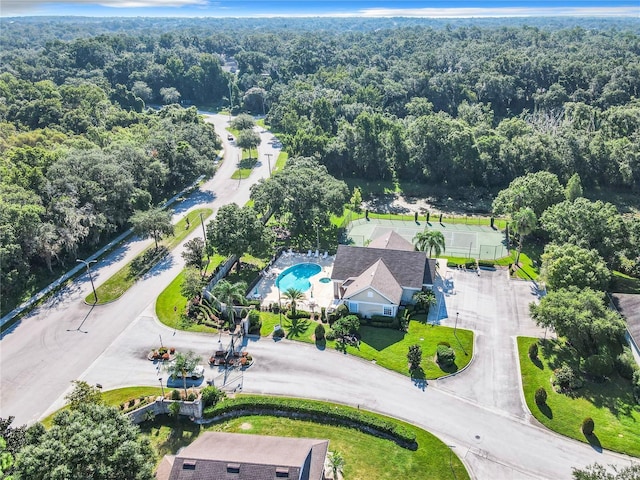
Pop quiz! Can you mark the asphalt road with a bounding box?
[0,116,637,479]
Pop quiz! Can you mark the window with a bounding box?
[275,467,290,478]
[367,291,373,298]
[383,306,393,316]
[227,463,240,474]
[349,302,358,313]
[182,461,197,470]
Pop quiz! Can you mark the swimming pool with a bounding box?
[276,263,321,292]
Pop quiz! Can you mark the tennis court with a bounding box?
[346,218,508,260]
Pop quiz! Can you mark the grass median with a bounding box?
[86,208,213,304]
[517,336,640,457]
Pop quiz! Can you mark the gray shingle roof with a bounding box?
[342,258,403,304]
[332,245,429,289]
[163,432,328,480]
[612,293,640,351]
[367,230,415,251]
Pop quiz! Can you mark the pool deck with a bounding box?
[249,251,336,313]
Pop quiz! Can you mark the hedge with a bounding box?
[203,395,417,448]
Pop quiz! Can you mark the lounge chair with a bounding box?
[323,251,328,259]
[307,250,312,257]
[314,249,319,258]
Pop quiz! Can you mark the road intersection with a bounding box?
[0,114,636,479]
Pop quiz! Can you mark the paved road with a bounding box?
[0,113,276,425]
[1,116,637,479]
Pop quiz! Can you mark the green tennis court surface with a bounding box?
[347,218,508,260]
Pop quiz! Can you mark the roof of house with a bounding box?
[342,258,403,304]
[611,293,640,350]
[367,230,415,251]
[162,432,328,480]
[423,258,438,286]
[332,245,432,289]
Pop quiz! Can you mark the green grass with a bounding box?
[610,271,640,294]
[140,401,469,480]
[259,313,473,379]
[231,156,258,179]
[155,254,226,332]
[41,386,163,428]
[87,208,213,304]
[517,337,640,457]
[273,151,288,173]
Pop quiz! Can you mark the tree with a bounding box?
[328,451,345,480]
[165,351,201,399]
[181,267,205,300]
[492,171,564,218]
[573,463,640,480]
[412,290,436,313]
[13,403,154,480]
[283,287,305,315]
[182,237,205,273]
[236,128,261,159]
[540,198,625,265]
[530,287,626,359]
[211,279,247,325]
[230,113,255,131]
[349,186,363,213]
[511,207,537,265]
[130,208,173,250]
[64,380,103,410]
[407,344,423,371]
[540,243,611,291]
[0,437,14,480]
[413,229,446,257]
[565,173,584,201]
[160,86,181,104]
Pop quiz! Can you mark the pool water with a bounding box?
[276,263,321,292]
[319,277,331,283]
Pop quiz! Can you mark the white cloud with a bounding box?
[358,6,640,18]
[1,0,207,16]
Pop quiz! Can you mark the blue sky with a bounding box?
[3,0,639,18]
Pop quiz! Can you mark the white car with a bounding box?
[169,363,205,380]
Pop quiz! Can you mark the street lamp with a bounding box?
[77,258,97,304]
[158,377,165,400]
[455,312,459,335]
[277,285,282,327]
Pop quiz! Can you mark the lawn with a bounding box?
[140,405,469,479]
[88,208,212,304]
[610,270,640,294]
[517,336,640,457]
[259,313,473,379]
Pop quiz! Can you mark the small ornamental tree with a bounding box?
[535,387,547,406]
[315,323,325,342]
[582,417,594,436]
[528,342,539,360]
[436,344,456,367]
[407,344,422,371]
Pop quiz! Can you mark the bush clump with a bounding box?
[534,387,547,406]
[171,389,181,400]
[582,353,614,379]
[528,342,539,360]
[203,396,417,448]
[436,344,456,367]
[582,417,594,436]
[632,370,640,404]
[315,323,325,342]
[248,310,262,334]
[553,364,582,392]
[614,348,637,380]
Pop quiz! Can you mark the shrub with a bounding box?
[315,323,325,342]
[325,330,336,341]
[436,345,456,366]
[528,342,539,360]
[273,327,285,339]
[370,315,395,324]
[187,392,197,401]
[171,389,181,400]
[534,387,547,406]
[633,370,640,403]
[158,347,168,355]
[335,303,349,318]
[248,310,262,334]
[334,315,360,334]
[320,307,326,323]
[581,417,594,436]
[614,348,637,380]
[168,401,181,418]
[553,364,581,392]
[582,353,614,379]
[407,344,422,370]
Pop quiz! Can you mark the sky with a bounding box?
[2,0,639,18]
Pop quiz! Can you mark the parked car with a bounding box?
[227,134,234,141]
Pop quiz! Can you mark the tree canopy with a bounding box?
[540,243,611,291]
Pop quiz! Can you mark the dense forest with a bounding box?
[1,16,639,312]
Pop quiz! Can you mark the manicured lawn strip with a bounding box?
[155,254,226,332]
[41,386,163,428]
[611,270,640,294]
[259,313,472,379]
[142,396,468,479]
[517,337,640,457]
[273,151,288,173]
[231,155,258,179]
[87,208,213,304]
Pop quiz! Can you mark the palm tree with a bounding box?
[328,451,345,479]
[511,207,537,265]
[165,351,201,399]
[282,287,305,316]
[413,229,446,257]
[211,280,247,326]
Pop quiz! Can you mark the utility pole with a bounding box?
[77,258,98,304]
[199,212,209,260]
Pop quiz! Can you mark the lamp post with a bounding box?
[455,312,459,335]
[158,377,165,400]
[277,285,282,327]
[77,258,97,304]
